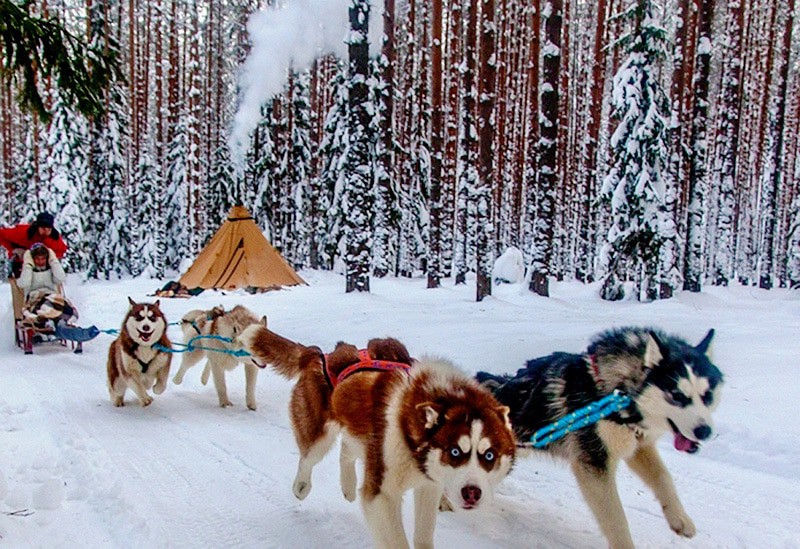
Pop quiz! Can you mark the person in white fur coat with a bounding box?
[18,243,77,331]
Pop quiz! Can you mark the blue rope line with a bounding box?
[153,334,251,357]
[95,325,249,357]
[527,390,632,449]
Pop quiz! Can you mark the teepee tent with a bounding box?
[179,206,305,291]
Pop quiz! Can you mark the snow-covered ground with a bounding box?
[1,271,798,548]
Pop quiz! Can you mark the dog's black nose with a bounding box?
[461,485,482,505]
[694,424,712,441]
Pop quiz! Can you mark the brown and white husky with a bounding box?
[106,298,172,407]
[236,325,517,549]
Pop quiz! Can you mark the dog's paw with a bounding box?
[438,495,454,512]
[293,479,311,500]
[246,400,257,411]
[153,382,167,395]
[113,397,124,407]
[139,395,154,407]
[219,399,233,408]
[666,508,696,538]
[341,478,357,502]
[172,373,184,385]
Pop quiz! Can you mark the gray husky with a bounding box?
[477,327,723,549]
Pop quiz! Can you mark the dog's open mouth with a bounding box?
[668,419,700,454]
[138,330,153,342]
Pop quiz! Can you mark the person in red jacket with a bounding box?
[0,212,68,278]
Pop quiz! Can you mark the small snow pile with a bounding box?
[492,247,525,284]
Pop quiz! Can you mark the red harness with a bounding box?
[324,349,412,389]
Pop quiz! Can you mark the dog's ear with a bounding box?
[496,405,512,429]
[417,402,442,429]
[644,331,666,368]
[260,316,268,327]
[153,299,161,308]
[128,296,136,307]
[695,329,715,355]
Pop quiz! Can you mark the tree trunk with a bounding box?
[578,0,607,284]
[344,0,372,293]
[529,0,561,297]
[455,0,478,285]
[427,0,443,288]
[373,0,396,278]
[682,0,714,292]
[476,0,496,302]
[712,0,744,287]
[759,0,795,289]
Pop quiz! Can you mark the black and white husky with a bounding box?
[477,327,723,549]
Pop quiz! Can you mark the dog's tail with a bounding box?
[237,324,320,379]
[324,337,413,383]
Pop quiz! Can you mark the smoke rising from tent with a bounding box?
[230,0,382,168]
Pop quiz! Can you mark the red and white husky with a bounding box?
[107,298,172,407]
[236,326,516,549]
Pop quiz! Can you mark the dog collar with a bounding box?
[324,349,412,389]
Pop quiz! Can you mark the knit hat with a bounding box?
[35,212,55,228]
[30,242,49,258]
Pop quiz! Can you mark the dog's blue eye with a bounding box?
[483,450,495,462]
[449,447,461,458]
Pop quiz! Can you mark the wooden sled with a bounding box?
[9,277,83,355]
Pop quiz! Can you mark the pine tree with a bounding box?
[600,0,671,301]
[288,69,313,269]
[133,145,164,277]
[42,93,89,272]
[0,0,122,122]
[319,67,349,270]
[207,142,236,232]
[164,118,190,272]
[344,0,373,292]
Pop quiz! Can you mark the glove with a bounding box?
[48,248,58,264]
[22,250,34,267]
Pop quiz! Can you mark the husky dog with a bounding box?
[477,327,723,549]
[107,298,172,407]
[172,305,265,410]
[236,325,517,549]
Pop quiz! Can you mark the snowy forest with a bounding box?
[1,0,799,301]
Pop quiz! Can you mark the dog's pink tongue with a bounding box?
[674,432,699,453]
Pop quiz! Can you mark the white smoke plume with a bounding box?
[230,0,382,168]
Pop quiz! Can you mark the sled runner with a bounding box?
[9,277,97,354]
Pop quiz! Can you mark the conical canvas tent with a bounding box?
[179,206,305,291]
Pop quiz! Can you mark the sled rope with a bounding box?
[153,334,251,357]
[96,324,248,357]
[526,390,632,449]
